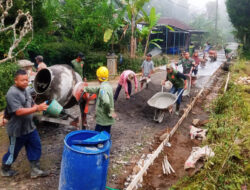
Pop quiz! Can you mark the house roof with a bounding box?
[157,18,193,31]
[157,18,205,34]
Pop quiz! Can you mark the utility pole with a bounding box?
[215,0,218,40]
[31,0,34,39]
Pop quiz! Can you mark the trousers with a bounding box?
[170,87,184,105]
[2,129,41,166]
[114,81,132,101]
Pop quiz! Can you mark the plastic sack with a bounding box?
[189,125,207,141]
[184,146,214,170]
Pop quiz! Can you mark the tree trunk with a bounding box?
[130,17,136,58]
[144,31,151,57]
[131,36,135,58]
[243,33,246,45]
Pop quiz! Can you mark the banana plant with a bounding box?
[103,6,126,52]
[125,0,150,58]
[141,7,161,56]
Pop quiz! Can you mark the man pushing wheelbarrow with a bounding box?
[161,64,187,115]
[147,64,187,123]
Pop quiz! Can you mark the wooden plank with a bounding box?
[126,135,169,190]
[169,88,204,137]
[126,88,204,190]
[224,72,230,93]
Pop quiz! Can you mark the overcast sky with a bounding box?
[188,0,217,12]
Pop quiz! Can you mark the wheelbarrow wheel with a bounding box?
[157,110,165,123]
[154,109,165,123]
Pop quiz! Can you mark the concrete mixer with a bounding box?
[33,65,95,129]
[34,64,82,108]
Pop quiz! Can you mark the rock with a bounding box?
[149,146,154,152]
[138,183,143,188]
[10,182,17,186]
[192,119,200,126]
[132,165,140,175]
[116,160,127,165]
[127,176,131,181]
[199,119,209,126]
[136,142,142,146]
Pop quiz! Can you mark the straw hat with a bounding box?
[17,59,34,68]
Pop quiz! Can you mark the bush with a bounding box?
[84,52,107,80]
[117,56,144,73]
[27,41,108,80]
[27,40,88,66]
[153,56,169,67]
[117,55,168,74]
[0,62,19,111]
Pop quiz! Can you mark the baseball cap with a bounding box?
[78,52,85,60]
[166,64,173,70]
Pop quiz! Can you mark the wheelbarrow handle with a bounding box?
[175,89,184,102]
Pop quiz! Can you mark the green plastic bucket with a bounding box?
[45,99,63,117]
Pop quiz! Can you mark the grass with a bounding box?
[170,59,250,190]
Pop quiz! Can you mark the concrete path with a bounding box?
[87,43,238,90]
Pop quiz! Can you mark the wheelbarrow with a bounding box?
[147,87,184,123]
[139,76,151,89]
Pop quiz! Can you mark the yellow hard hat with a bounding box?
[96,66,109,82]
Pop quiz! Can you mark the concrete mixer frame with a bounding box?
[34,114,80,128]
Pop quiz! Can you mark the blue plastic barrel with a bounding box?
[59,130,111,190]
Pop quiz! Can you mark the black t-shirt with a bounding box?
[6,86,36,137]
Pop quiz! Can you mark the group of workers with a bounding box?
[1,50,202,179]
[0,53,85,178]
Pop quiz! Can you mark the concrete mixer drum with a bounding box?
[34,64,82,109]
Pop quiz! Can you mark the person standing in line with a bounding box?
[71,52,87,82]
[176,52,195,75]
[114,70,138,100]
[1,69,49,178]
[140,53,154,89]
[35,55,47,72]
[191,51,202,86]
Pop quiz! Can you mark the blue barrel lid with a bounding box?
[64,130,111,154]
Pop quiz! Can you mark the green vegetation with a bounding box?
[170,60,250,190]
[0,63,19,110]
[118,55,168,74]
[226,0,250,50]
